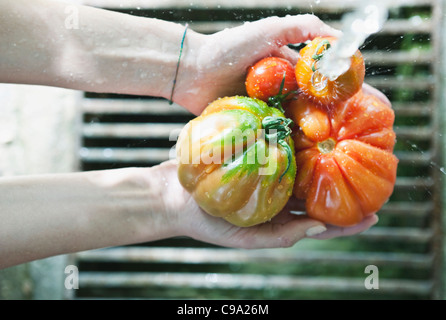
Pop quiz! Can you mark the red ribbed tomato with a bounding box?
[286,90,398,227]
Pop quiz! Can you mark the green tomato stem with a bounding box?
[266,71,297,113]
[311,39,331,72]
[262,116,294,182]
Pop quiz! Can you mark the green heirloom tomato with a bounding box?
[176,96,296,227]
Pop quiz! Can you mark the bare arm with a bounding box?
[0,166,176,269]
[0,0,341,114]
[0,0,188,100]
[0,160,377,269]
[0,161,324,269]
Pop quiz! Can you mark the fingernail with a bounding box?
[305,225,327,237]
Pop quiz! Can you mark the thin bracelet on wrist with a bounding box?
[169,23,189,105]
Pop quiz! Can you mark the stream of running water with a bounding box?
[317,1,389,81]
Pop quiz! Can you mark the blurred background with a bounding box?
[0,0,444,299]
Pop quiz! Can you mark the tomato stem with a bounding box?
[317,138,336,154]
[267,72,297,113]
[262,116,294,182]
[311,39,331,72]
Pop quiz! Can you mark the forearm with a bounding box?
[0,0,196,99]
[0,166,177,269]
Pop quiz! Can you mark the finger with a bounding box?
[230,216,327,249]
[261,14,342,47]
[308,214,379,240]
[272,45,300,65]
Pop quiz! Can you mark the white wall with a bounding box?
[0,84,80,176]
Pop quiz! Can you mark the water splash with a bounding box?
[430,161,446,175]
[318,1,389,81]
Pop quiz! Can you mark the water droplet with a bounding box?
[311,71,328,91]
[409,15,423,26]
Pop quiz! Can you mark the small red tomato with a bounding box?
[245,57,298,103]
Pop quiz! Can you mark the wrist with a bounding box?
[67,166,180,249]
[170,31,208,109]
[143,160,194,237]
[112,166,181,244]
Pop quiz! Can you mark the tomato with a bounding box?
[286,90,398,227]
[245,57,298,106]
[176,96,296,227]
[295,37,365,106]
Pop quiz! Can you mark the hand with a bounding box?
[175,15,341,115]
[156,160,378,249]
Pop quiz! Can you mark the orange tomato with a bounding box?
[295,37,365,106]
[286,90,398,227]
